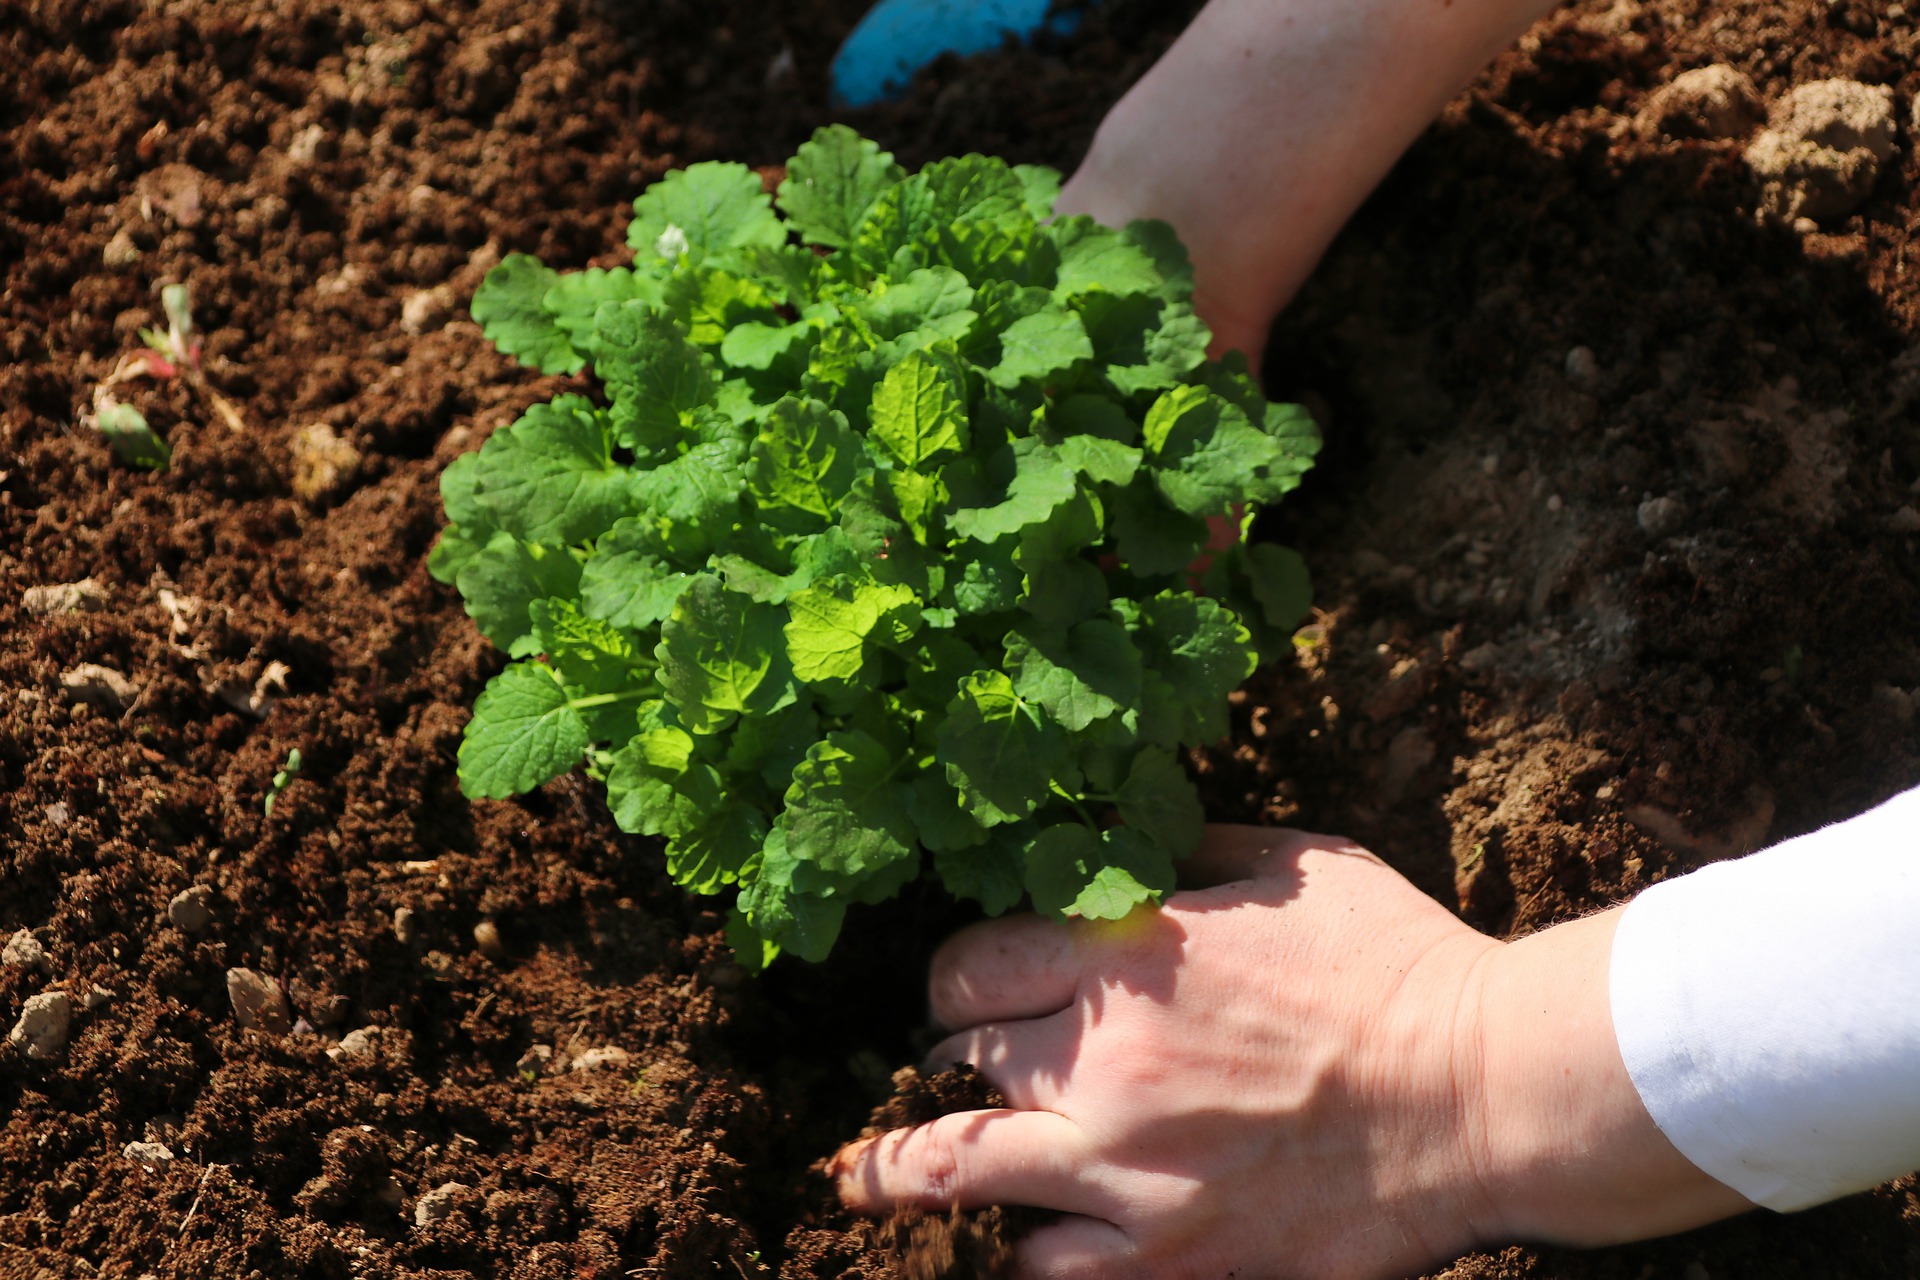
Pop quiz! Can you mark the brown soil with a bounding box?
[3,0,1917,1277]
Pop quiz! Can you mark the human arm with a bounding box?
[1055,0,1561,363]
[831,828,1751,1279]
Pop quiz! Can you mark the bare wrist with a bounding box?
[1468,909,1754,1247]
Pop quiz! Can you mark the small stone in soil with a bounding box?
[392,906,419,945]
[167,885,215,934]
[1637,495,1688,538]
[59,663,138,713]
[9,990,73,1060]
[473,919,505,961]
[2,931,49,971]
[569,1046,631,1073]
[22,578,111,616]
[329,1026,380,1062]
[415,1181,469,1227]
[123,1141,175,1173]
[226,968,291,1036]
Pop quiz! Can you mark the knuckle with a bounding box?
[904,1119,967,1204]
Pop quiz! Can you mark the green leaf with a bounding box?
[458,662,589,799]
[661,267,779,347]
[747,396,866,534]
[988,309,1092,390]
[472,254,580,375]
[859,267,975,341]
[1107,481,1209,578]
[938,671,1069,826]
[1114,748,1204,859]
[908,767,990,853]
[737,829,848,963]
[781,731,916,880]
[1130,592,1256,743]
[94,401,171,470]
[456,531,584,656]
[628,162,786,267]
[1241,543,1313,632]
[933,821,1027,916]
[1122,219,1195,303]
[668,804,768,894]
[546,267,661,351]
[870,349,968,470]
[471,395,632,544]
[725,699,821,793]
[1024,825,1173,921]
[1006,619,1143,734]
[949,439,1075,542]
[1054,433,1141,487]
[720,319,815,373]
[1143,384,1283,519]
[1012,164,1063,221]
[1051,216,1166,300]
[785,577,919,684]
[606,725,721,839]
[655,574,795,733]
[440,451,488,528]
[580,518,696,628]
[594,304,715,453]
[777,125,907,249]
[629,438,746,552]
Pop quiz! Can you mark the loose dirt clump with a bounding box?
[2,0,1917,1277]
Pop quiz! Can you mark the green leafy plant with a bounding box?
[432,127,1318,964]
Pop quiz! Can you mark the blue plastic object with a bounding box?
[830,0,1090,108]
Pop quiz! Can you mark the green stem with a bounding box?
[1049,780,1099,828]
[568,688,653,711]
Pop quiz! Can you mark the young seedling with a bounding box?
[263,748,303,818]
[436,128,1320,964]
[85,283,247,469]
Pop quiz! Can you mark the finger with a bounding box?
[831,1108,1104,1218]
[1016,1215,1135,1280]
[924,1015,1079,1111]
[1178,823,1366,889]
[929,914,1081,1031]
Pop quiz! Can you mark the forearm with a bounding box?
[1058,0,1560,352]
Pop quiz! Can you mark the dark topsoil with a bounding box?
[3,0,1918,1275]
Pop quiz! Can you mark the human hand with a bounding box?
[831,827,1752,1279]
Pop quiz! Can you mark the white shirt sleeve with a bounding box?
[1608,785,1920,1212]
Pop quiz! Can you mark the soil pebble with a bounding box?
[328,1026,381,1062]
[22,578,110,616]
[225,969,291,1036]
[1637,495,1689,538]
[167,886,215,934]
[289,423,362,505]
[569,1046,631,1073]
[1635,64,1763,140]
[9,990,73,1060]
[414,1181,469,1227]
[472,919,506,961]
[59,664,138,713]
[122,1141,175,1174]
[392,906,419,945]
[1746,78,1898,222]
[2,930,49,972]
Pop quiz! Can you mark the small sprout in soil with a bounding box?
[263,748,303,818]
[83,283,248,468]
